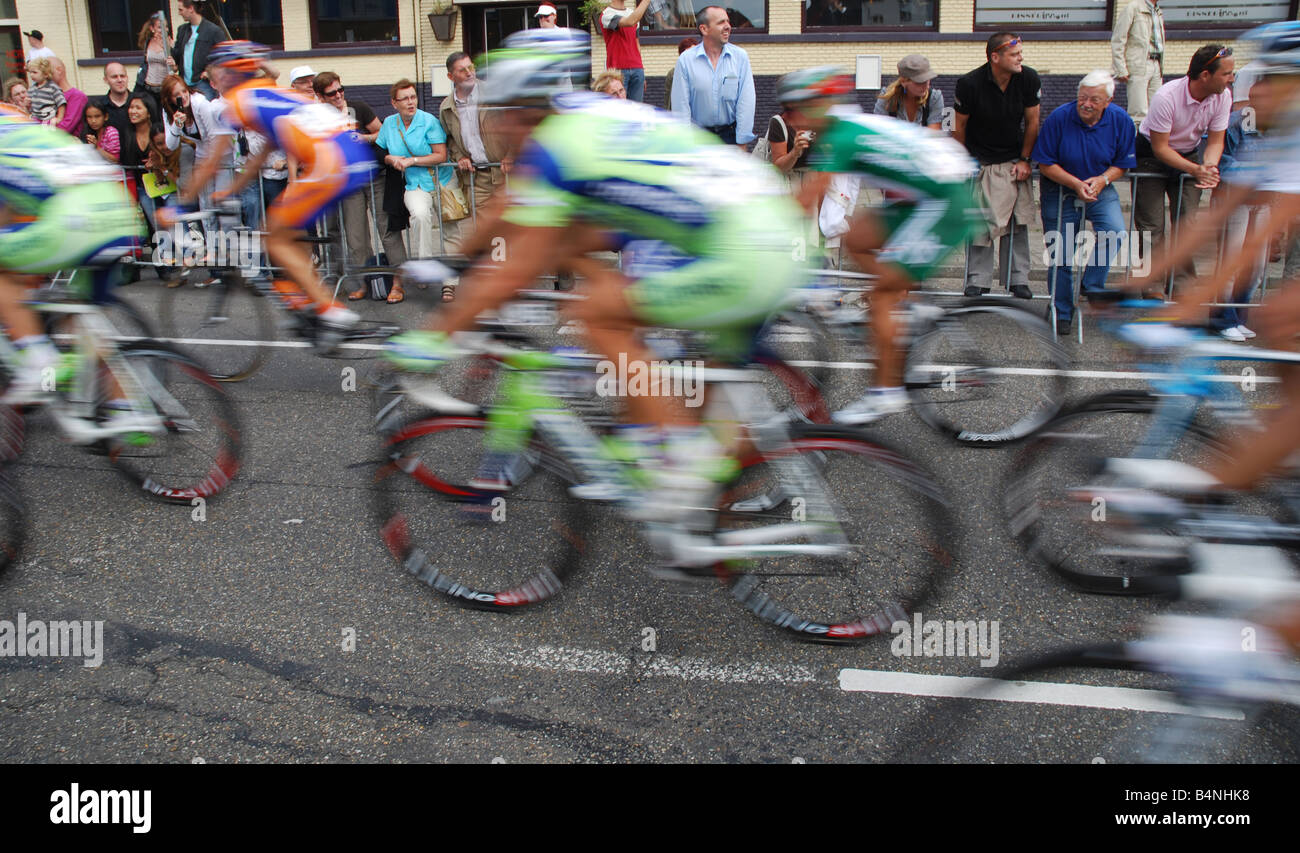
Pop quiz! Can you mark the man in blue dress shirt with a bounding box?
[670,6,755,148]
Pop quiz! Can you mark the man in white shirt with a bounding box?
[23,31,55,64]
[1111,0,1166,122]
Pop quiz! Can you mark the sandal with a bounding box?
[441,284,455,303]
[347,287,367,301]
[386,285,405,304]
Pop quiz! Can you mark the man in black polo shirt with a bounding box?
[954,32,1041,299]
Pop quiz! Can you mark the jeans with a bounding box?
[1040,182,1126,322]
[1210,202,1268,331]
[619,67,645,103]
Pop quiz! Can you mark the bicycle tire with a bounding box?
[907,298,1067,446]
[1001,390,1294,595]
[158,274,275,382]
[714,423,955,643]
[374,413,591,610]
[103,341,243,502]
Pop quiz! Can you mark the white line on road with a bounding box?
[144,337,1282,383]
[837,668,1243,719]
[469,643,817,685]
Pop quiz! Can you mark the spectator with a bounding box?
[314,71,408,302]
[664,38,697,111]
[766,94,814,177]
[137,13,175,100]
[120,94,162,230]
[536,4,559,27]
[97,62,133,144]
[600,0,652,103]
[954,32,1041,299]
[172,0,222,100]
[1133,44,1233,295]
[1033,71,1136,335]
[161,72,230,286]
[376,79,454,262]
[874,54,943,130]
[671,7,756,148]
[288,66,317,98]
[3,78,29,116]
[49,58,88,140]
[439,52,508,220]
[144,126,180,209]
[83,101,120,163]
[25,60,65,126]
[592,69,627,98]
[1111,0,1166,123]
[23,31,54,64]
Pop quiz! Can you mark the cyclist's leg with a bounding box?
[265,141,360,311]
[841,208,915,389]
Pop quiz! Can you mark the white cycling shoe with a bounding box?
[831,387,909,425]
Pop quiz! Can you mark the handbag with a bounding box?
[396,120,468,223]
[365,253,393,300]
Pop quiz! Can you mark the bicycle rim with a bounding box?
[159,276,274,382]
[104,343,243,502]
[716,424,954,643]
[908,299,1067,446]
[0,405,24,576]
[374,414,589,610]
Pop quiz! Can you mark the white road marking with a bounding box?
[141,337,1283,383]
[837,668,1244,719]
[469,643,816,685]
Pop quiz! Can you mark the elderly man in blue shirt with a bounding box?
[1033,70,1137,335]
[670,6,755,148]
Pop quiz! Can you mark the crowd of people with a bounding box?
[0,0,1290,337]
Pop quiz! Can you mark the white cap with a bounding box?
[289,65,316,83]
[535,4,557,15]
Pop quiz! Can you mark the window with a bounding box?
[88,0,171,55]
[804,0,935,29]
[311,0,400,45]
[632,1,766,33]
[973,0,1111,29]
[467,3,580,59]
[1161,0,1296,27]
[209,0,284,47]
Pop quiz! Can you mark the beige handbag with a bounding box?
[397,120,468,222]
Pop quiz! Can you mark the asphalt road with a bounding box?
[0,270,1295,764]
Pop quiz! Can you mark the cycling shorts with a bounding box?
[871,184,981,282]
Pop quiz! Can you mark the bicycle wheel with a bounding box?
[103,341,243,502]
[907,298,1067,446]
[1002,391,1293,594]
[755,309,836,424]
[374,413,591,610]
[158,274,275,382]
[714,423,955,643]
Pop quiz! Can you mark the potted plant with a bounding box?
[428,0,458,42]
[579,0,609,33]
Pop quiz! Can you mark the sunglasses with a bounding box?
[996,37,1022,53]
[1215,45,1233,60]
[323,86,344,98]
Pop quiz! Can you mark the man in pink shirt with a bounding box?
[49,58,87,141]
[600,0,653,102]
[1134,43,1234,293]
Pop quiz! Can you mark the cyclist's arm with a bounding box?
[1133,180,1259,290]
[1171,190,1300,321]
[222,145,273,198]
[176,135,236,206]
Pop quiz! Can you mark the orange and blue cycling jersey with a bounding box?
[222,79,374,229]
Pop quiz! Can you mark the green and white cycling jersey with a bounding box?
[806,107,982,279]
[0,121,143,276]
[504,92,807,356]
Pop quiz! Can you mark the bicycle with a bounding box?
[1002,301,1300,594]
[771,276,1069,446]
[157,208,400,381]
[0,271,243,504]
[899,491,1300,763]
[372,306,955,643]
